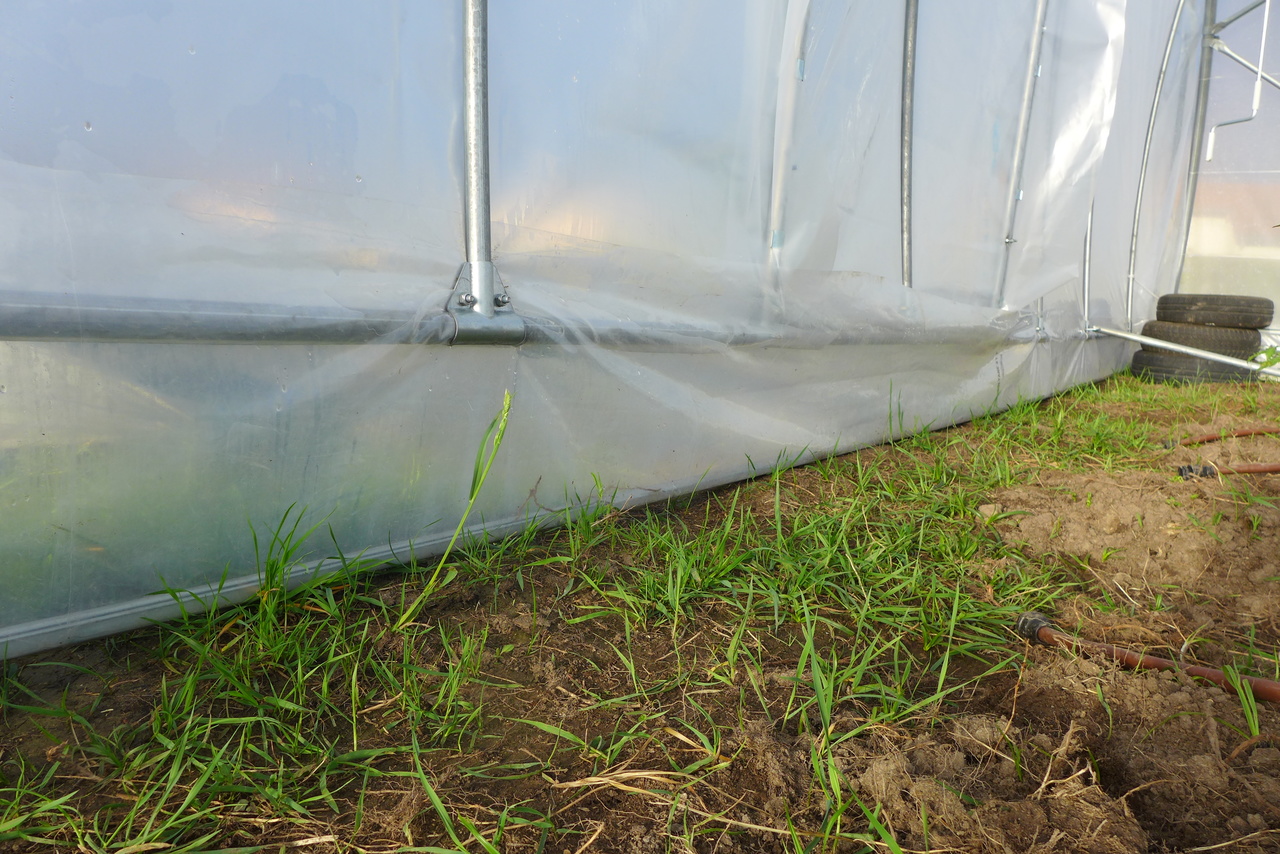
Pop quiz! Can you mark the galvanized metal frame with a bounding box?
[0,1,1233,356]
[900,0,919,289]
[462,0,494,317]
[1091,325,1280,379]
[1204,0,1272,160]
[446,0,523,343]
[766,0,812,267]
[1125,0,1189,330]
[0,291,457,344]
[1172,0,1220,295]
[0,289,1010,352]
[993,0,1050,309]
[1213,36,1280,90]
[1215,0,1266,33]
[1081,203,1094,330]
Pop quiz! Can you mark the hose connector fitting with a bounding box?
[1015,611,1057,643]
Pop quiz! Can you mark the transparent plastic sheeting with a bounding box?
[1181,0,1280,336]
[0,1,1205,657]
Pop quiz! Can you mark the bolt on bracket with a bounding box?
[446,263,526,345]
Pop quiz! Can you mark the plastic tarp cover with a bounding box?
[1091,0,1210,331]
[0,1,1205,657]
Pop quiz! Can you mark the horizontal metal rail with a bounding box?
[520,317,1012,352]
[1090,325,1280,379]
[0,291,1015,352]
[0,291,458,343]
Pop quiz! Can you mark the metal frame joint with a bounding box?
[447,264,525,345]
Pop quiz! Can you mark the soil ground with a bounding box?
[3,378,1280,853]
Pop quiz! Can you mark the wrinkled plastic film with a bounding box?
[0,2,1209,657]
[0,5,463,313]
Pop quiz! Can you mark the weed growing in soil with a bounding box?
[2,375,1279,852]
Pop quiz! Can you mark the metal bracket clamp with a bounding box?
[446,263,526,345]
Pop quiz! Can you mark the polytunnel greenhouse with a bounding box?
[1,0,1276,658]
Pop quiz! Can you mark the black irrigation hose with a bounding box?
[1015,612,1280,705]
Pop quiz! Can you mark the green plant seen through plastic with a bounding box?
[396,390,512,630]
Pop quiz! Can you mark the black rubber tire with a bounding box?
[1139,320,1262,359]
[1131,349,1256,384]
[1156,294,1274,329]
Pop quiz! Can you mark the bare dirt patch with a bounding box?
[971,416,1280,852]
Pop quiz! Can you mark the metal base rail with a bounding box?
[1090,325,1280,379]
[0,290,458,344]
[0,289,1013,352]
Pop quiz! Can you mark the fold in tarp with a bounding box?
[0,1,1209,657]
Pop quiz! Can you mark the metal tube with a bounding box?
[766,0,812,271]
[993,0,1050,308]
[900,0,919,289]
[1126,0,1189,331]
[0,290,1011,351]
[1205,0,1271,160]
[1090,325,1280,378]
[0,292,457,344]
[463,0,495,317]
[1213,37,1280,92]
[1172,0,1219,295]
[1081,204,1093,330]
[1213,0,1265,34]
[519,316,1009,352]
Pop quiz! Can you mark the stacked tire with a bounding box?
[1132,294,1274,383]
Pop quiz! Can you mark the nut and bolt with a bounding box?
[457,292,511,309]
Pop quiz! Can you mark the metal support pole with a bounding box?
[462,0,495,318]
[1172,0,1219,294]
[767,0,811,267]
[447,0,523,344]
[1081,203,1093,330]
[993,0,1049,308]
[900,0,919,289]
[1126,0,1188,331]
